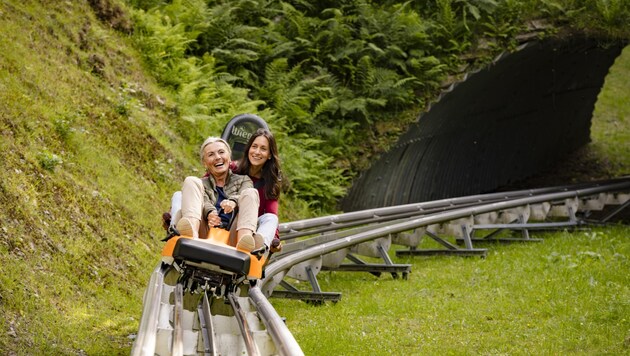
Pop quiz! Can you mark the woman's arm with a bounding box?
[227,174,254,203]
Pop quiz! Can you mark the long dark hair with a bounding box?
[237,128,282,200]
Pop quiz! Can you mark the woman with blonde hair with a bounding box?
[173,137,264,252]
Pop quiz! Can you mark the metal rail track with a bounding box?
[278,177,630,238]
[132,262,301,356]
[133,177,630,355]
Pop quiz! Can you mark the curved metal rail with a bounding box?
[279,178,630,238]
[258,178,630,297]
[133,177,630,355]
[227,292,261,356]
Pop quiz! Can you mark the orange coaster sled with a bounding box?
[162,227,265,280]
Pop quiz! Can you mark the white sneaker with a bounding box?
[236,234,255,252]
[176,218,196,238]
[253,233,265,250]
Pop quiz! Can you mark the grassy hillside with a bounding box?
[0,1,192,353]
[0,1,628,355]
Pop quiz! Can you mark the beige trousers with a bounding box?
[175,176,259,239]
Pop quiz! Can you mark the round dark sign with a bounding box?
[221,114,270,161]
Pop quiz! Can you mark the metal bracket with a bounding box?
[271,280,341,304]
[322,252,411,280]
[396,226,487,257]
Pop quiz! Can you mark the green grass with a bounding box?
[272,226,630,355]
[592,45,630,175]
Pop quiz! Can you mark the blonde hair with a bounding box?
[199,137,231,162]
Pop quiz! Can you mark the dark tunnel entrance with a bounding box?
[341,37,626,212]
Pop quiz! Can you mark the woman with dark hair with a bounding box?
[233,128,283,252]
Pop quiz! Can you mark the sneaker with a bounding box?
[270,237,282,253]
[176,218,195,238]
[162,212,171,231]
[236,234,255,252]
[253,233,265,250]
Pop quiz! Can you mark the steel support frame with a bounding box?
[396,224,487,257]
[271,279,342,304]
[466,207,581,243]
[322,252,411,279]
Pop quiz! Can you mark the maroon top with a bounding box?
[227,161,280,238]
[250,176,279,216]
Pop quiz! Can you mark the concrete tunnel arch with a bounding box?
[341,36,626,212]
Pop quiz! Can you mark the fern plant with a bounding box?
[126,0,630,213]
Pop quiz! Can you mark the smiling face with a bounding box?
[248,135,271,169]
[203,141,231,179]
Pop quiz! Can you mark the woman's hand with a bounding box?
[220,199,237,213]
[207,211,221,227]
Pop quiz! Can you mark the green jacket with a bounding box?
[201,170,253,220]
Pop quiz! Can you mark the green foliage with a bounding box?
[129,0,262,145]
[280,134,348,210]
[576,0,630,38]
[53,115,75,142]
[37,151,63,171]
[131,1,208,88]
[126,0,630,212]
[213,1,442,171]
[126,0,164,10]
